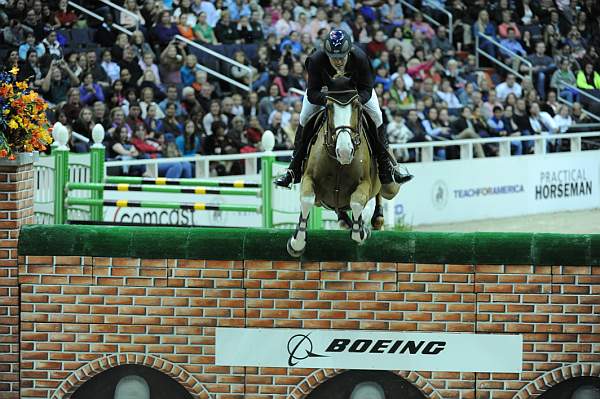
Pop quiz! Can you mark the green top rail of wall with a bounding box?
[18,224,600,266]
[50,123,323,229]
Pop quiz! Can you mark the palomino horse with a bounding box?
[287,89,401,257]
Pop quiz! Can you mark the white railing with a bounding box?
[174,35,253,92]
[102,131,600,175]
[422,0,453,44]
[399,0,452,44]
[475,32,533,82]
[98,0,141,28]
[68,1,133,35]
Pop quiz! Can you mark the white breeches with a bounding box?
[299,88,383,127]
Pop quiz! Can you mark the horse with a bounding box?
[287,89,401,257]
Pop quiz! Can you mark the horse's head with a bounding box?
[325,90,362,166]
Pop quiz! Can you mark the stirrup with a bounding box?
[391,165,414,184]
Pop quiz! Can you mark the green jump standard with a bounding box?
[18,225,600,265]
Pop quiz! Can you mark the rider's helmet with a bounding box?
[323,29,352,59]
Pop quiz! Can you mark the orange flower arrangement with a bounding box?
[0,67,53,160]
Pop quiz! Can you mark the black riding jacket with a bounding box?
[305,46,375,106]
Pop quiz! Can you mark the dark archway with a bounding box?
[71,364,194,399]
[305,370,427,399]
[539,377,600,399]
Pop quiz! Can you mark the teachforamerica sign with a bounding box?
[215,328,523,373]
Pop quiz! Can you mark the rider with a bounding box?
[274,29,413,188]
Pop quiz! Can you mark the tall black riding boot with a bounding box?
[274,124,310,188]
[373,125,414,185]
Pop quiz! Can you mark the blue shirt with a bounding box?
[499,39,527,58]
[227,1,251,21]
[175,135,202,156]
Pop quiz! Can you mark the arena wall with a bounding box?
[8,225,600,399]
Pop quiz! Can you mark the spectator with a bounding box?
[19,49,44,88]
[571,102,591,124]
[131,124,162,159]
[309,8,330,42]
[41,59,79,106]
[529,101,558,138]
[524,42,556,100]
[502,105,524,155]
[180,86,202,116]
[387,110,413,161]
[203,100,228,135]
[160,103,184,136]
[436,80,462,110]
[390,77,415,110]
[554,104,573,133]
[498,10,521,39]
[101,50,121,84]
[95,13,119,48]
[412,12,435,40]
[42,29,63,61]
[550,58,577,103]
[473,10,496,58]
[152,11,179,47]
[542,90,560,116]
[159,133,193,177]
[121,0,145,30]
[159,42,185,85]
[139,52,162,86]
[450,106,486,157]
[499,28,527,64]
[180,54,201,87]
[173,0,195,26]
[194,11,218,44]
[496,74,523,102]
[54,0,78,29]
[268,111,292,151]
[176,13,195,41]
[71,107,94,153]
[125,102,145,132]
[87,50,110,88]
[176,120,202,156]
[93,101,110,128]
[131,30,155,60]
[79,72,105,106]
[107,125,147,176]
[431,26,454,58]
[107,107,132,138]
[204,120,237,158]
[576,62,600,97]
[421,107,449,160]
[214,10,237,44]
[18,31,45,61]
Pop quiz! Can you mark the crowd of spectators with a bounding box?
[2,0,600,176]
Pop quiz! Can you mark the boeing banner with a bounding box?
[215,328,523,373]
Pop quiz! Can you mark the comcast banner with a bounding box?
[388,151,600,226]
[216,328,522,373]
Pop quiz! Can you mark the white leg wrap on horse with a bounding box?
[350,201,368,243]
[290,194,315,252]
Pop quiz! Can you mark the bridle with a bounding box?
[324,90,362,159]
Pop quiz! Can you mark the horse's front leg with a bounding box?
[350,180,371,244]
[287,176,315,257]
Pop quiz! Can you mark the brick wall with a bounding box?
[0,160,34,398]
[16,257,600,399]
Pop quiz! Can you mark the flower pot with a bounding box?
[0,151,39,166]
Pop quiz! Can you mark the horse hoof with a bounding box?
[287,238,305,258]
[371,216,384,230]
[338,220,351,230]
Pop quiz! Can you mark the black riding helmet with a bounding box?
[323,29,352,59]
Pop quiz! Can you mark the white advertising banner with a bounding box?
[215,328,523,373]
[388,151,600,227]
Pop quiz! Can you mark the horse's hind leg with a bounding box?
[337,210,352,230]
[371,193,384,230]
[350,181,371,244]
[287,176,315,257]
